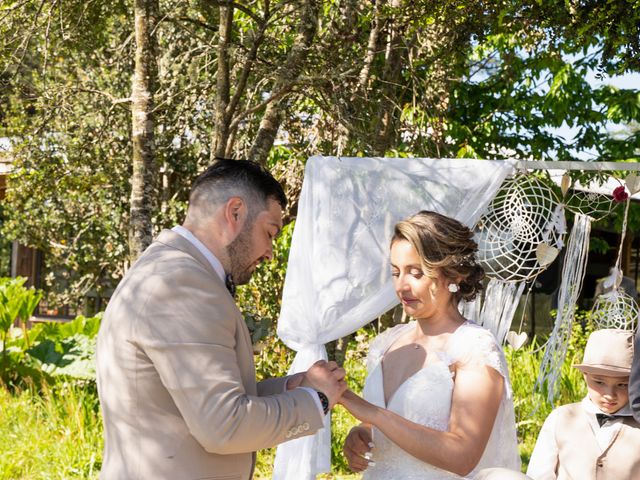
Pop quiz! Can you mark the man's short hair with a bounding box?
[189,159,287,219]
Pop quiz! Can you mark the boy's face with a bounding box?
[584,373,630,414]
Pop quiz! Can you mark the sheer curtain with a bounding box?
[273,156,515,479]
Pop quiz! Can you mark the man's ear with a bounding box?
[224,196,247,234]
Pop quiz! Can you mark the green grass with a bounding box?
[0,382,102,479]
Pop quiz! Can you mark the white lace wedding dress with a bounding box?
[361,321,521,479]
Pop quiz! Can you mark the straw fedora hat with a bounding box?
[573,329,634,376]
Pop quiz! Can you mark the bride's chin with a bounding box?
[402,305,421,317]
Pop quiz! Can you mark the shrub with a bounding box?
[0,285,101,389]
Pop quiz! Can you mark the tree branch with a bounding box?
[201,0,262,24]
[248,0,320,164]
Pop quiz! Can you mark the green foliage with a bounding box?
[1,1,133,310]
[0,292,101,389]
[2,0,640,310]
[0,305,103,477]
[238,221,295,352]
[27,315,100,381]
[589,236,611,254]
[0,277,42,351]
[447,34,640,164]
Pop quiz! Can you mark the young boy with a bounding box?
[526,329,640,480]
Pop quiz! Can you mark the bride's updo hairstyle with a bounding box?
[391,210,485,302]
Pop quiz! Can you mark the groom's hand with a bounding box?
[344,425,374,472]
[301,360,347,409]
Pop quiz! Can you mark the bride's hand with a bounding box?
[343,425,375,473]
[339,389,376,423]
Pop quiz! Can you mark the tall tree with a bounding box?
[1,0,638,309]
[129,0,160,261]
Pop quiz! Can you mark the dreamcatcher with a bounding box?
[536,173,639,404]
[475,174,565,281]
[589,174,640,333]
[471,174,566,344]
[591,290,639,331]
[562,173,614,221]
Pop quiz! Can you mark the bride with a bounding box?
[340,211,520,479]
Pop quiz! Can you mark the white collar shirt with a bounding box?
[171,225,226,283]
[581,396,631,450]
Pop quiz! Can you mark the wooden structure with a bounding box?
[1,153,42,288]
[0,154,9,200]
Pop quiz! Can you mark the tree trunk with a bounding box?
[357,0,381,93]
[248,0,320,166]
[371,1,407,156]
[211,4,233,160]
[129,0,159,262]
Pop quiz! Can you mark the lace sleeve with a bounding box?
[365,322,412,373]
[448,323,512,396]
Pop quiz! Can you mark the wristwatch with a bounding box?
[316,391,330,415]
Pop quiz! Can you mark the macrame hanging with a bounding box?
[535,213,592,404]
[589,178,640,332]
[474,280,527,345]
[473,173,566,344]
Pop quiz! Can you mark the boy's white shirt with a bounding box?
[526,397,632,480]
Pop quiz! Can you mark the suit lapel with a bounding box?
[155,229,258,397]
[155,229,220,278]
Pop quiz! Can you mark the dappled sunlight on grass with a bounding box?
[0,383,102,479]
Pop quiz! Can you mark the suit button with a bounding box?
[285,431,292,438]
[597,461,604,468]
[303,422,310,431]
[295,425,303,434]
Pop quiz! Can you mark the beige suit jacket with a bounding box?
[97,229,323,480]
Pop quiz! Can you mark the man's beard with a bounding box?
[226,222,255,285]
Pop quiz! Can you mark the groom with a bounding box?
[97,159,346,479]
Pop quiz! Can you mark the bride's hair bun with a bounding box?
[391,210,484,302]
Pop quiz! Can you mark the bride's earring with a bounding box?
[447,283,459,293]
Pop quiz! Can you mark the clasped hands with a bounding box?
[287,360,376,472]
[287,360,373,416]
[287,359,347,409]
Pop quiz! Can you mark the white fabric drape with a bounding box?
[273,156,515,479]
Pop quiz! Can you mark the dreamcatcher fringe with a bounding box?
[535,213,591,404]
[468,279,526,345]
[460,297,481,326]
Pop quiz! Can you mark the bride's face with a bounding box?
[390,239,452,320]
